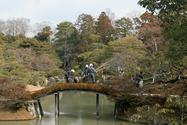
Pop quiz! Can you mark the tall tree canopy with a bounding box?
[95,12,114,44]
[138,0,187,69]
[34,26,53,43]
[107,36,146,76]
[74,13,95,34]
[54,21,76,46]
[134,11,167,57]
[115,17,133,39]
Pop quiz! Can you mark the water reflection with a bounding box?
[0,91,126,125]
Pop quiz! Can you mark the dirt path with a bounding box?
[25,85,45,93]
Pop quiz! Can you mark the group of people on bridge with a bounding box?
[64,63,97,84]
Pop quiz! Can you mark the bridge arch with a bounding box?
[29,83,117,100]
[28,83,119,117]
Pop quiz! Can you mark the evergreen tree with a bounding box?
[95,12,114,44]
[34,26,53,43]
[3,49,29,85]
[115,17,133,39]
[75,13,95,34]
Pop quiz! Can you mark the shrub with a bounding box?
[47,69,65,78]
[1,85,31,108]
[0,78,11,84]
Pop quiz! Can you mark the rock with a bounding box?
[96,80,99,84]
[74,77,79,83]
[48,77,55,82]
[54,76,59,79]
[27,103,37,117]
[43,78,49,85]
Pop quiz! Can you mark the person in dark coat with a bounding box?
[81,65,89,83]
[135,71,143,87]
[64,69,75,83]
[87,63,97,83]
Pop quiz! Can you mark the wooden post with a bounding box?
[96,94,99,117]
[55,116,59,125]
[34,101,41,117]
[114,102,118,117]
[55,93,59,117]
[38,99,44,116]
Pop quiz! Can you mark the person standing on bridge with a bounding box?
[81,64,89,83]
[64,69,75,83]
[87,63,97,84]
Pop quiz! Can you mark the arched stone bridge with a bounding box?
[28,83,119,117]
[30,83,118,100]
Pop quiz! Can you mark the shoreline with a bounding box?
[0,106,36,121]
[0,85,44,121]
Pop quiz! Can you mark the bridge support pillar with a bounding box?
[55,117,59,125]
[114,102,118,117]
[34,100,42,117]
[55,93,59,117]
[38,99,44,116]
[96,94,99,117]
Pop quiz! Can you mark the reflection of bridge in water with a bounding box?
[29,83,119,117]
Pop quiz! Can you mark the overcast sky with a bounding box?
[0,0,147,26]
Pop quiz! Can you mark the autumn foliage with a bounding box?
[0,78,11,84]
[0,78,31,108]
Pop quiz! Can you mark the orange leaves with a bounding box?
[2,85,31,100]
[96,11,114,44]
[0,78,11,84]
[1,84,31,108]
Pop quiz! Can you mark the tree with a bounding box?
[134,11,167,57]
[78,43,107,68]
[14,48,36,71]
[34,26,53,43]
[0,19,6,32]
[3,49,29,85]
[32,21,53,34]
[0,31,7,44]
[54,21,76,70]
[138,0,187,69]
[14,48,59,72]
[15,17,30,36]
[0,84,31,108]
[106,36,146,76]
[74,13,95,34]
[2,18,30,36]
[167,97,187,122]
[115,17,133,39]
[0,47,9,79]
[73,13,100,54]
[95,11,114,44]
[130,104,176,124]
[20,37,40,50]
[54,21,75,45]
[105,8,116,27]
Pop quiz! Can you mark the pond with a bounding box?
[0,91,128,125]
